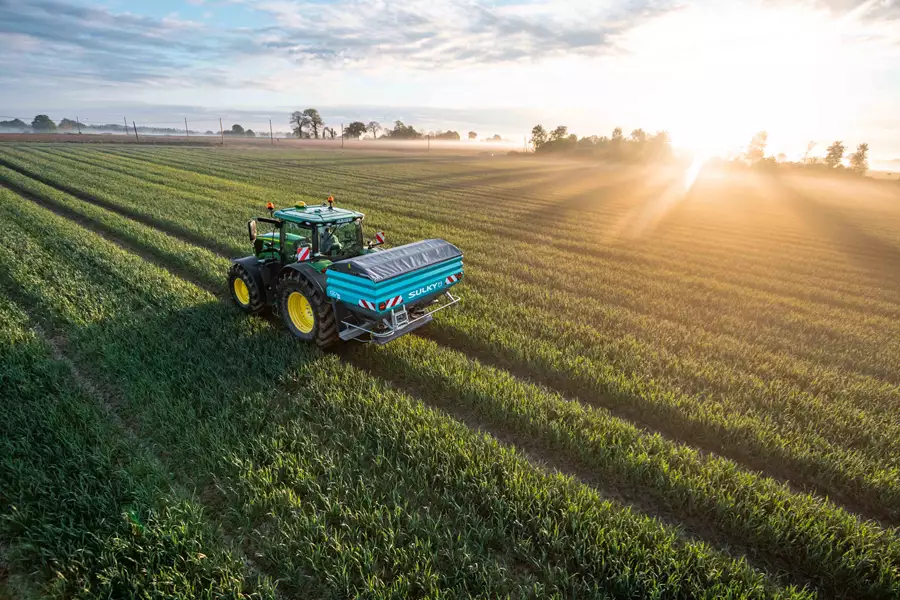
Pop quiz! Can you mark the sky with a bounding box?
[1,0,899,158]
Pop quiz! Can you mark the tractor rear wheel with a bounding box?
[278,271,339,348]
[228,263,264,314]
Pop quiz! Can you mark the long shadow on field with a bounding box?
[0,256,633,598]
[0,269,324,589]
[0,156,236,258]
[0,179,223,297]
[772,174,900,291]
[413,321,898,528]
[339,338,849,598]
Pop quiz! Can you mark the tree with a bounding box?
[550,126,568,142]
[230,124,244,135]
[468,131,477,140]
[324,127,337,140]
[31,114,56,132]
[385,120,422,139]
[630,128,647,143]
[0,118,27,130]
[746,131,768,163]
[367,121,381,139]
[490,134,502,141]
[345,121,366,139]
[245,129,256,137]
[58,118,79,131]
[434,130,461,140]
[530,124,548,150]
[302,108,323,139]
[611,127,623,143]
[849,143,869,175]
[825,141,845,168]
[289,111,310,138]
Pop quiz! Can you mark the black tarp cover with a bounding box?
[329,239,462,283]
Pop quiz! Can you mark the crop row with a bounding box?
[2,158,899,596]
[1,148,897,523]
[93,144,900,302]
[0,246,271,597]
[26,144,897,308]
[75,145,900,332]
[0,185,819,598]
[6,146,897,389]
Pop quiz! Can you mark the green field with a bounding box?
[0,143,898,599]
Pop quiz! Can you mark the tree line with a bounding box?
[741,131,869,175]
[530,124,672,162]
[0,115,264,137]
[289,108,504,142]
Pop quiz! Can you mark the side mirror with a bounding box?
[248,219,257,242]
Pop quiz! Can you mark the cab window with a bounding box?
[283,221,313,262]
[317,220,363,259]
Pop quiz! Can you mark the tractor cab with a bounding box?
[247,198,372,267]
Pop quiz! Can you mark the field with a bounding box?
[0,143,898,599]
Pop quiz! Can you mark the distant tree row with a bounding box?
[530,124,672,162]
[0,114,237,136]
[742,131,869,175]
[290,109,507,142]
[222,123,256,137]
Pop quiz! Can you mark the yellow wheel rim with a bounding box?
[287,292,315,334]
[233,278,250,305]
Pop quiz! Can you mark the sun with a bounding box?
[610,1,863,155]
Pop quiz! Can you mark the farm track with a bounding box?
[4,160,898,526]
[0,183,876,598]
[2,144,899,598]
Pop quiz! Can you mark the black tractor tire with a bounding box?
[228,263,265,314]
[278,270,339,349]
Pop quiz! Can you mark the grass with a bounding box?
[0,142,898,598]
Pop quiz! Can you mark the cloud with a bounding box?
[242,0,677,67]
[0,0,221,86]
[0,0,677,91]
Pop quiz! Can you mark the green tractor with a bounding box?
[229,198,463,347]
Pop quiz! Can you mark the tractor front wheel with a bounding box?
[228,263,264,314]
[278,271,339,348]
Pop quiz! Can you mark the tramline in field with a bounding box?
[228,196,464,346]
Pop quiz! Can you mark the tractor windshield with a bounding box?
[318,220,363,259]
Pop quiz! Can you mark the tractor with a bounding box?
[228,197,463,347]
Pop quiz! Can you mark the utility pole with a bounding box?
[124,117,128,137]
[269,119,274,145]
[220,118,224,145]
[75,116,81,134]
[132,121,139,142]
[185,118,189,137]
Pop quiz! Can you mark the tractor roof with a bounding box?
[274,203,364,225]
